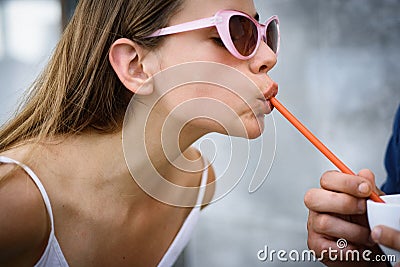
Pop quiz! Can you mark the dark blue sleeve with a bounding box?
[381,104,400,194]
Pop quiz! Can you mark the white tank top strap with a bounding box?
[0,156,56,232]
[0,156,69,267]
[157,156,209,267]
[195,156,209,207]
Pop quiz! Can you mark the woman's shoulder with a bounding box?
[0,155,50,265]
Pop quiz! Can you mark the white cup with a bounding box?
[367,194,400,266]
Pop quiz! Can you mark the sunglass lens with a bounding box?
[229,15,258,57]
[266,20,278,53]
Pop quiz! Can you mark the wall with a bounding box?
[0,0,60,124]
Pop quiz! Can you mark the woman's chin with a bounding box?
[245,117,265,139]
[231,120,265,139]
[245,128,264,139]
[201,116,265,139]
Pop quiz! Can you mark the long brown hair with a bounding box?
[0,0,183,152]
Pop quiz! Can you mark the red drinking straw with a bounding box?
[270,97,385,203]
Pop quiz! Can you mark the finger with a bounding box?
[371,225,400,251]
[304,188,366,215]
[310,211,373,246]
[320,170,373,198]
[345,214,370,229]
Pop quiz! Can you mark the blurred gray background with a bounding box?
[0,0,399,266]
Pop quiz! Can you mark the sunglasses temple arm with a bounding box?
[147,17,217,37]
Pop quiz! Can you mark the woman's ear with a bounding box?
[109,38,153,95]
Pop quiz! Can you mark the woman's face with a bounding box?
[144,0,278,139]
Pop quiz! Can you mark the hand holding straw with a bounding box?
[270,97,384,203]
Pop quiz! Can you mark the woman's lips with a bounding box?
[263,82,279,100]
[256,97,273,115]
[258,82,279,114]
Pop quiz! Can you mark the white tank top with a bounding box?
[0,155,208,267]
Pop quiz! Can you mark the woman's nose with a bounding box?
[249,41,277,74]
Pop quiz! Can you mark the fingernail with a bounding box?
[358,182,370,194]
[371,226,382,242]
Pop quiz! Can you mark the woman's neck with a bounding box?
[123,96,207,172]
[121,96,208,206]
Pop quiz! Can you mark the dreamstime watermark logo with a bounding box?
[336,238,347,249]
[257,238,397,263]
[122,61,277,207]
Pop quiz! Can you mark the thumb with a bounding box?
[371,225,400,251]
[358,169,375,184]
[358,169,385,196]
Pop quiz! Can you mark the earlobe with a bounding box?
[109,38,153,95]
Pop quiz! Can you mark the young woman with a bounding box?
[0,0,279,266]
